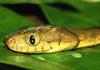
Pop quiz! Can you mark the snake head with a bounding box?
[5,26,79,53]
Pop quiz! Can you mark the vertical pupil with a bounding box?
[30,35,35,45]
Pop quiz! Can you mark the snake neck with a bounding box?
[68,28,100,48]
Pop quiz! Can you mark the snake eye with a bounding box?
[29,35,35,45]
[25,33,40,46]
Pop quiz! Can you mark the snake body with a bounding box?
[5,25,100,53]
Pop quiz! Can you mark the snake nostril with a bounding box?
[7,37,15,44]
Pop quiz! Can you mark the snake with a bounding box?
[5,25,100,53]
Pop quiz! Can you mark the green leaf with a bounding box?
[0,0,26,4]
[62,1,100,22]
[40,1,100,28]
[0,7,34,42]
[0,0,56,4]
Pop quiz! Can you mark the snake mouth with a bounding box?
[4,36,14,52]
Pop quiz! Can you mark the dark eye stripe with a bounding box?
[29,35,35,45]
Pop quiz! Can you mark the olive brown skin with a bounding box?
[5,25,100,53]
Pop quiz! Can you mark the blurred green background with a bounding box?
[0,0,100,70]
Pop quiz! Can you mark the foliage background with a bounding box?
[0,0,100,70]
